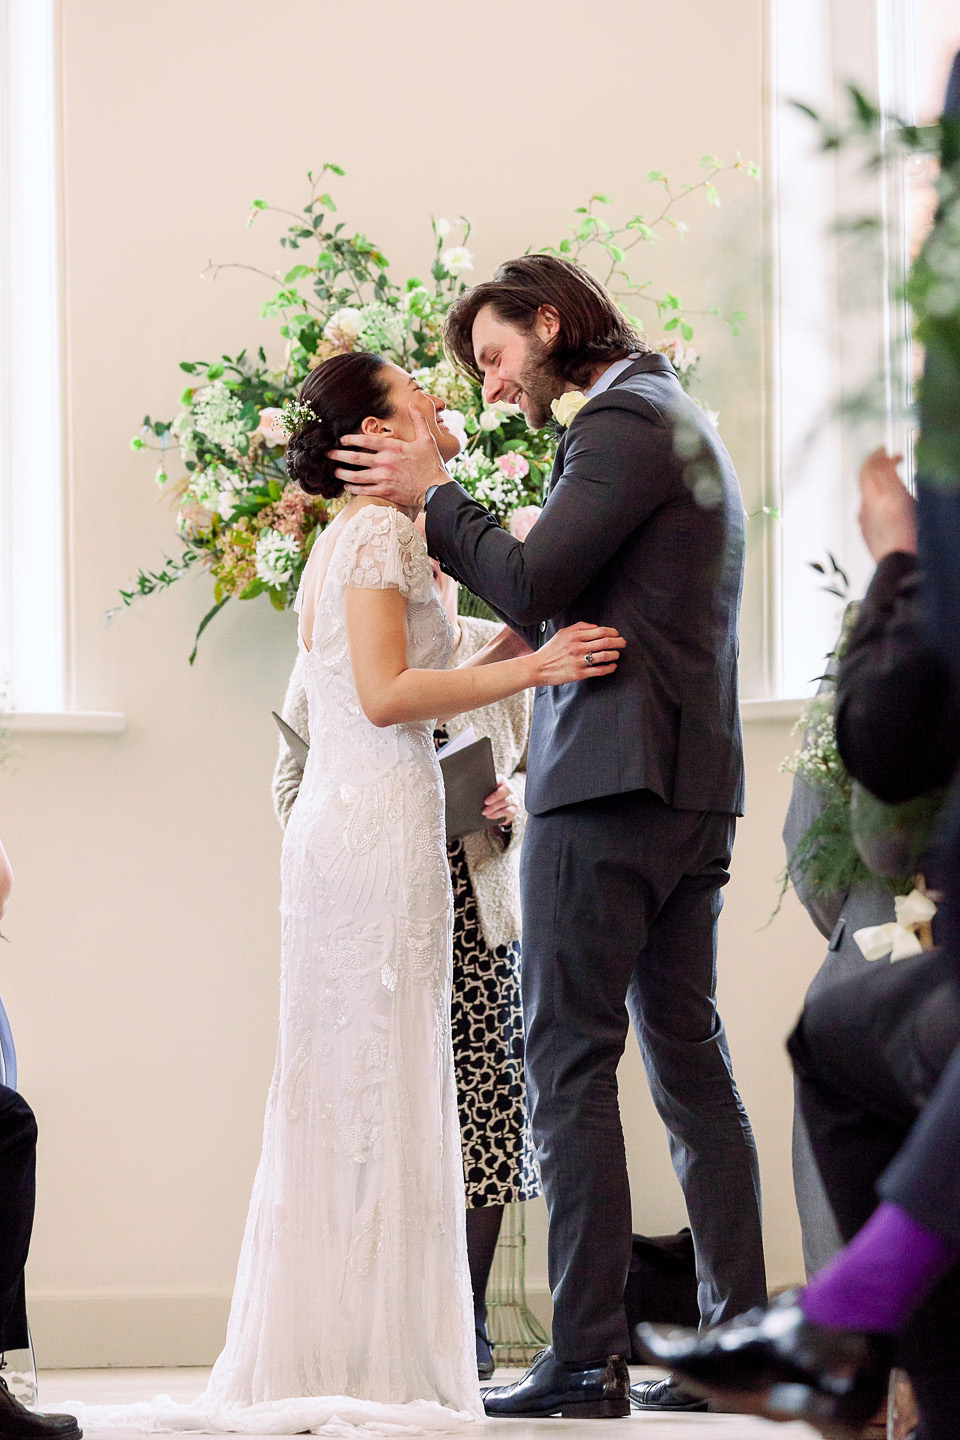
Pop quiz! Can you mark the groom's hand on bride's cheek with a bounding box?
[329,405,450,508]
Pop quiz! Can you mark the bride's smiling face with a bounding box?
[359,364,461,463]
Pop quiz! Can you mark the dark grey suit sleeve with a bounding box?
[836,551,960,803]
[425,401,675,628]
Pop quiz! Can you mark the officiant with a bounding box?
[271,515,539,1381]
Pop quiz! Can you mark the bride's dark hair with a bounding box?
[285,352,393,499]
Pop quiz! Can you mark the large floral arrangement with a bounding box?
[121,157,757,659]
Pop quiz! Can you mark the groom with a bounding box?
[330,255,767,1416]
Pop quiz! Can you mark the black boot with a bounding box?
[482,1348,630,1418]
[0,1375,81,1440]
[635,1288,891,1436]
[475,1325,495,1381]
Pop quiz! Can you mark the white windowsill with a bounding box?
[1,711,126,734]
[740,697,806,724]
[2,703,801,736]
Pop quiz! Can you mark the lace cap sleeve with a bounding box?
[336,506,434,603]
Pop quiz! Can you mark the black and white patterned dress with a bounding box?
[438,728,539,1208]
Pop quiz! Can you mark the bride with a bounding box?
[69,352,623,1436]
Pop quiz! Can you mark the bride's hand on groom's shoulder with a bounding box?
[329,405,450,509]
[533,622,625,687]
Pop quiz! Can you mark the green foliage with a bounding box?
[777,632,942,914]
[798,88,960,486]
[776,691,890,915]
[539,153,759,342]
[122,156,757,659]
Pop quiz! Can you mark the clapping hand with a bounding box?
[859,448,917,562]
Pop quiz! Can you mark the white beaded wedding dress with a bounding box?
[68,506,482,1435]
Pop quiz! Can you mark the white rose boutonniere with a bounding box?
[551,391,589,428]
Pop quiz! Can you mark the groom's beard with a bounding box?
[518,336,565,430]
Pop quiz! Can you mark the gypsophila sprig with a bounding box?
[120,158,755,658]
[281,398,319,436]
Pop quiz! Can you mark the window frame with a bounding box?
[0,0,68,716]
[762,0,917,700]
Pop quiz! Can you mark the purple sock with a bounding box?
[801,1201,957,1333]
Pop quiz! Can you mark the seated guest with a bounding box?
[783,648,897,1277]
[272,531,540,1380]
[638,450,960,1439]
[0,838,82,1440]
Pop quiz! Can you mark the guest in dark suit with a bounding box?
[639,449,960,1437]
[329,254,766,1417]
[782,659,896,1276]
[0,838,82,1440]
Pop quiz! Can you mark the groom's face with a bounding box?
[472,305,563,430]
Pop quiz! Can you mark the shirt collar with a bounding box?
[585,354,642,399]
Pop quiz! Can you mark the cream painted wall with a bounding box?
[0,0,830,1366]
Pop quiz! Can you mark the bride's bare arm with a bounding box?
[345,587,624,729]
[456,625,534,669]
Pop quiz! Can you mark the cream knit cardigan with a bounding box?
[271,615,531,952]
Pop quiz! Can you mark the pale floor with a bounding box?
[39,1367,818,1440]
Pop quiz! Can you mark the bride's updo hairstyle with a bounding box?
[285,352,393,499]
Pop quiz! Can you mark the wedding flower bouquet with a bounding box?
[122,157,756,658]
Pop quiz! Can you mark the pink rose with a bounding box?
[495,452,530,482]
[256,408,289,447]
[508,505,542,541]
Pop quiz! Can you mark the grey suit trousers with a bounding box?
[519,789,767,1361]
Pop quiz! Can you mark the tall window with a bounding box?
[766,0,919,699]
[0,0,64,713]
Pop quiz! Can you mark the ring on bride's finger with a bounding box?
[584,652,596,666]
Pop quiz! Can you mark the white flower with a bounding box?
[448,451,498,485]
[658,338,700,376]
[551,391,589,427]
[411,360,474,411]
[434,217,453,238]
[255,528,301,586]
[323,306,363,349]
[190,380,245,450]
[478,410,502,431]
[491,400,522,418]
[357,302,406,356]
[216,490,238,521]
[440,408,467,454]
[256,407,289,447]
[692,398,721,431]
[401,285,430,315]
[441,245,474,274]
[187,462,242,511]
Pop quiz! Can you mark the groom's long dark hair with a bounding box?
[443,254,648,389]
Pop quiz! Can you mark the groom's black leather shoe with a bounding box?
[629,1376,707,1411]
[0,1376,82,1440]
[635,1288,892,1437]
[481,1348,630,1418]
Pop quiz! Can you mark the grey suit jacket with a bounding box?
[783,763,896,994]
[782,647,895,990]
[425,354,745,816]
